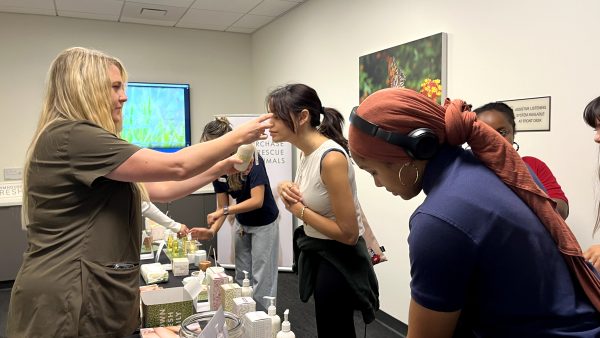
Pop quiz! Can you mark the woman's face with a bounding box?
[108,64,128,132]
[267,110,294,143]
[594,120,600,144]
[477,109,515,144]
[352,153,424,200]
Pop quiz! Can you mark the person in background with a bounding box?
[142,200,188,236]
[7,47,271,337]
[474,102,569,219]
[581,96,600,270]
[348,87,600,338]
[189,117,280,310]
[272,83,379,338]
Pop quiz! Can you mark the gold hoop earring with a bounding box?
[398,162,419,186]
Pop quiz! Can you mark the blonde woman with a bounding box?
[7,47,271,337]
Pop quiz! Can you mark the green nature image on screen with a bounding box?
[121,83,188,149]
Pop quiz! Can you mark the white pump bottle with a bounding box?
[234,143,256,171]
[241,270,253,297]
[263,296,280,338]
[276,309,295,338]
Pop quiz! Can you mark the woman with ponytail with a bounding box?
[269,84,379,337]
[348,87,600,338]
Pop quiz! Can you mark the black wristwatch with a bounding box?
[223,205,229,215]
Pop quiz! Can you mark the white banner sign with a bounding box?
[216,115,294,270]
[0,181,22,199]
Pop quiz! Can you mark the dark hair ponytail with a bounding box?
[267,83,348,153]
[319,107,348,153]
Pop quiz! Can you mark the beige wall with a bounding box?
[251,0,600,323]
[0,12,253,173]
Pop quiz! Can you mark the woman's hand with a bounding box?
[207,209,224,226]
[284,200,305,217]
[584,244,600,270]
[177,224,189,237]
[215,156,244,176]
[278,181,302,205]
[189,227,215,241]
[232,113,273,144]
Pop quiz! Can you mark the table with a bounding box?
[128,252,264,337]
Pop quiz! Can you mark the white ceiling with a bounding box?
[0,0,306,34]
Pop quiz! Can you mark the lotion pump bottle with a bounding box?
[276,309,295,338]
[241,270,253,297]
[234,143,256,171]
[264,296,280,338]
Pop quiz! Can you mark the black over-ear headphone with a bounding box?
[349,106,439,160]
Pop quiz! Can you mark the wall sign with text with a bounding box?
[502,96,551,132]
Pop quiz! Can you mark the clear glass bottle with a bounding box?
[179,311,243,338]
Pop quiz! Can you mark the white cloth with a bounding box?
[295,139,365,239]
[141,201,182,232]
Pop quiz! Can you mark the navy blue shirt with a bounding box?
[409,146,600,337]
[212,155,279,226]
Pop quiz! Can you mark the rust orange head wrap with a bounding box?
[349,87,600,312]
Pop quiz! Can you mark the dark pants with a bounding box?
[314,258,357,338]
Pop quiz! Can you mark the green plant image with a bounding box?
[121,86,186,148]
[359,33,444,103]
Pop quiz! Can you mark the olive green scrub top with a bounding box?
[7,120,142,337]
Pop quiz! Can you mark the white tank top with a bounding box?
[295,139,365,239]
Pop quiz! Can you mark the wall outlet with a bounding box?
[4,167,23,181]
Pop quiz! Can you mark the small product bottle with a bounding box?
[264,296,280,338]
[171,235,179,258]
[276,309,295,338]
[233,143,256,171]
[166,230,174,251]
[241,270,253,297]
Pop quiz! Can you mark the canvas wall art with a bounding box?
[359,32,447,104]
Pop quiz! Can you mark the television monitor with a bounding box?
[121,82,191,152]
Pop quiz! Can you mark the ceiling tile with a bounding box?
[177,8,243,28]
[232,14,273,29]
[120,1,187,25]
[0,0,55,15]
[120,16,175,26]
[125,0,194,8]
[191,0,262,14]
[177,22,228,31]
[56,0,123,17]
[0,0,308,34]
[250,0,298,16]
[226,26,255,34]
[57,10,120,21]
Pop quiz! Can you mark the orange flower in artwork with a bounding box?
[420,78,442,101]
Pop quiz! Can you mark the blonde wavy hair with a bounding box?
[22,47,147,227]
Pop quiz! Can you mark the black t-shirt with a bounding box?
[212,154,279,226]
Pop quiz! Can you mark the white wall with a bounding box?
[0,12,254,173]
[251,0,600,323]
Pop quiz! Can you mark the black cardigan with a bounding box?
[293,226,380,323]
